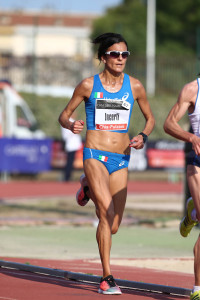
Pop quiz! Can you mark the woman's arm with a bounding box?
[129,78,155,149]
[164,81,200,156]
[58,77,93,134]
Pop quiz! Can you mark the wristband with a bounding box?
[138,132,148,144]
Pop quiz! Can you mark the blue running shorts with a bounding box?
[186,150,200,168]
[83,147,130,175]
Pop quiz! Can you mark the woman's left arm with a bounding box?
[129,78,155,149]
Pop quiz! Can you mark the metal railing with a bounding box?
[0,54,197,96]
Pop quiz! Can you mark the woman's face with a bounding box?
[102,42,129,74]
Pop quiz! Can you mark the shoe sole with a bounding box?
[76,174,89,206]
[79,174,85,183]
[98,288,122,295]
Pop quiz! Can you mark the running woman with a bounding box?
[164,78,200,300]
[59,32,155,295]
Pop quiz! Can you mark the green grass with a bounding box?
[0,225,197,260]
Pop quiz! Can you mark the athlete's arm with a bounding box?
[164,82,200,155]
[129,78,155,149]
[58,77,93,134]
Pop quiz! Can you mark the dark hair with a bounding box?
[92,32,128,61]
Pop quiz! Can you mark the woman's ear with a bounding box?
[101,55,106,64]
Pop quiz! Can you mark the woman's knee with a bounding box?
[98,206,115,225]
[111,215,122,234]
[98,207,120,234]
[111,223,119,235]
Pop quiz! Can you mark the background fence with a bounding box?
[0,54,198,96]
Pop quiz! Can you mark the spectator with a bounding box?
[61,117,82,181]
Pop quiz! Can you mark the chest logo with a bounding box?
[122,92,129,101]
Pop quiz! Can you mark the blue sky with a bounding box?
[0,0,122,14]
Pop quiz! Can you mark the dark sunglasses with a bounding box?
[105,51,130,59]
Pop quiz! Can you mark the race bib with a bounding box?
[95,99,130,131]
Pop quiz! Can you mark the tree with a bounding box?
[157,0,200,55]
[91,0,200,56]
[91,0,147,55]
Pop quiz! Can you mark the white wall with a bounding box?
[11,26,92,58]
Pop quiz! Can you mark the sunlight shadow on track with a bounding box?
[0,269,188,299]
[0,268,98,293]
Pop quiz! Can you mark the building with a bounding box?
[0,10,97,58]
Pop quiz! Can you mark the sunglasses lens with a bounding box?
[110,51,120,58]
[122,52,129,58]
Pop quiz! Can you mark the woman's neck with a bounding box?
[100,70,124,92]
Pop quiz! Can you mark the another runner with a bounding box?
[164,78,200,300]
[59,32,155,295]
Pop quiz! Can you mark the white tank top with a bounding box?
[189,78,200,138]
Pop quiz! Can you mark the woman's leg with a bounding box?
[109,168,128,234]
[84,159,128,278]
[187,165,200,286]
[80,168,128,230]
[84,159,113,278]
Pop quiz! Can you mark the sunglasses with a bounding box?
[105,51,130,59]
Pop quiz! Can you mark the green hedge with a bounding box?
[21,92,189,140]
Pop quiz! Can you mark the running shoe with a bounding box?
[98,275,122,295]
[190,290,200,300]
[76,174,90,206]
[180,197,198,237]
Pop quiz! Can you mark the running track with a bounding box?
[0,257,192,299]
[0,180,190,300]
[0,180,183,199]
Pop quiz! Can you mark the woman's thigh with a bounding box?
[187,165,200,220]
[83,158,113,212]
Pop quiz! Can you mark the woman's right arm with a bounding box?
[58,77,93,134]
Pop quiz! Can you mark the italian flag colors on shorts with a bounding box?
[98,155,108,162]
[94,92,103,98]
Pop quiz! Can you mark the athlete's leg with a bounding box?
[83,158,114,278]
[109,168,128,234]
[187,165,200,286]
[82,167,128,232]
[194,235,200,287]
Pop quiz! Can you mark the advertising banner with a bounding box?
[128,140,185,171]
[146,140,185,170]
[0,138,52,173]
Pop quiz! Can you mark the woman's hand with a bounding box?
[191,134,200,156]
[70,120,84,134]
[129,135,144,149]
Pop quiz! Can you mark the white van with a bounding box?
[0,80,45,139]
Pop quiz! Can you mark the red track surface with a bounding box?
[0,257,192,300]
[0,181,188,299]
[0,180,182,199]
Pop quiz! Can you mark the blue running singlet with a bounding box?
[85,73,134,133]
